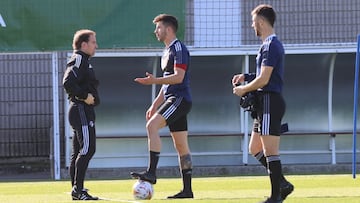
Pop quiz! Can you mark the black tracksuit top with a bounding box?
[63,50,100,106]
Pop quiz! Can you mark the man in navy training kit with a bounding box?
[63,29,100,201]
[132,14,193,199]
[232,4,294,203]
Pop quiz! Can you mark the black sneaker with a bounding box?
[130,171,157,184]
[280,181,294,200]
[71,186,99,200]
[167,190,194,199]
[259,197,283,203]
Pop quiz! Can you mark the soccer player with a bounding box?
[232,4,294,203]
[63,29,100,200]
[131,14,193,199]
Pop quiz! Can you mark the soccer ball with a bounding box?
[132,180,154,200]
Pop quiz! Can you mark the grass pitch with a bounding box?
[0,174,359,202]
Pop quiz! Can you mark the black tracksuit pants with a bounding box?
[68,102,96,191]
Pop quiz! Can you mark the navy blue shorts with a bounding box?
[253,92,285,136]
[158,96,192,132]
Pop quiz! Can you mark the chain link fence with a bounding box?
[185,0,360,47]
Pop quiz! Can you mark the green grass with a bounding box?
[0,175,359,202]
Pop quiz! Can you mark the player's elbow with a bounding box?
[174,77,184,84]
[173,68,186,84]
[171,74,184,84]
[259,80,269,87]
[257,77,270,87]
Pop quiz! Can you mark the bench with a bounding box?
[94,131,357,165]
[65,131,358,167]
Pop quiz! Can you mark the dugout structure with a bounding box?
[62,43,360,171]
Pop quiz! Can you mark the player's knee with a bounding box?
[89,147,96,157]
[180,154,192,170]
[83,147,95,159]
[145,121,153,131]
[146,123,157,136]
[146,120,162,133]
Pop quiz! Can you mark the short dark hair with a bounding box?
[153,14,178,32]
[72,29,96,50]
[251,4,276,27]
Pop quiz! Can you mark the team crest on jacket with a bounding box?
[89,121,95,127]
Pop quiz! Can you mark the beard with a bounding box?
[156,32,167,42]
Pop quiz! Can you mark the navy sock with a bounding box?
[182,169,192,192]
[267,155,282,200]
[147,151,160,174]
[255,151,286,183]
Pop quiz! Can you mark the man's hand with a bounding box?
[84,93,95,105]
[146,105,157,121]
[134,72,156,85]
[233,85,247,97]
[232,74,245,87]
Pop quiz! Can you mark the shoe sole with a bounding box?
[130,173,156,184]
[71,194,99,200]
[167,192,194,199]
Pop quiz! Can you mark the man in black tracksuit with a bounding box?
[63,29,100,201]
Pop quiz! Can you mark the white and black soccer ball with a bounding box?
[132,180,154,200]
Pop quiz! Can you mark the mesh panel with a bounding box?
[186,0,241,47]
[185,0,360,47]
